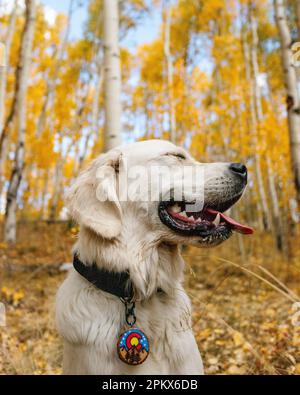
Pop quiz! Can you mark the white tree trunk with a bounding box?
[4,0,36,244]
[0,0,17,137]
[249,11,263,122]
[163,1,176,144]
[274,0,300,205]
[0,2,18,191]
[103,0,122,151]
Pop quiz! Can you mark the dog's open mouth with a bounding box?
[158,199,253,243]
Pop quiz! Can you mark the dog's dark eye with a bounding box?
[165,152,186,160]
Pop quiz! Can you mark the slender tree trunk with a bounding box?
[103,0,122,151]
[78,63,103,170]
[4,0,36,244]
[0,2,18,193]
[0,0,17,137]
[39,170,49,220]
[289,197,299,223]
[265,54,290,252]
[35,0,74,139]
[91,62,103,137]
[231,205,246,261]
[0,12,23,160]
[265,156,287,253]
[0,45,5,128]
[77,6,103,164]
[296,0,300,41]
[49,63,92,221]
[249,10,263,121]
[49,76,89,221]
[274,0,300,206]
[250,7,284,248]
[163,1,176,144]
[254,156,271,230]
[0,44,7,196]
[242,21,271,230]
[48,159,64,222]
[49,139,72,221]
[72,74,93,172]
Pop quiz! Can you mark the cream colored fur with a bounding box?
[56,140,242,375]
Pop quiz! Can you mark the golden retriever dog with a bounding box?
[56,140,252,374]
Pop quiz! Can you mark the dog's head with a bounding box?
[66,140,253,247]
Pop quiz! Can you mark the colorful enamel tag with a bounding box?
[117,328,149,365]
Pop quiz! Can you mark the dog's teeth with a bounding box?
[171,204,181,213]
[196,218,202,223]
[213,213,220,226]
[181,211,188,217]
[190,215,195,221]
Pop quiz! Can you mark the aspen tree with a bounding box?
[4,0,36,244]
[103,0,122,151]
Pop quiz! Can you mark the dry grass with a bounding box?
[0,222,300,374]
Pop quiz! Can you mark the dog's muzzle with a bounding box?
[158,163,253,245]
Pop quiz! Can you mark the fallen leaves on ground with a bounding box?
[0,222,299,374]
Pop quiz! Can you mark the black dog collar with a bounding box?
[73,253,134,300]
[73,253,163,365]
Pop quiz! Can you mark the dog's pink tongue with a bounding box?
[206,208,254,235]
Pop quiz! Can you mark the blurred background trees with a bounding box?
[1,0,300,376]
[0,0,299,255]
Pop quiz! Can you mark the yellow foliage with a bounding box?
[0,0,297,234]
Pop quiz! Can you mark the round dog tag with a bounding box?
[117,328,149,365]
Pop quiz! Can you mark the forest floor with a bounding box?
[0,222,300,375]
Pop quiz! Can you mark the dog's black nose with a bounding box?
[229,163,247,180]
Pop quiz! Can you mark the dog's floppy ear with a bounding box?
[66,150,122,239]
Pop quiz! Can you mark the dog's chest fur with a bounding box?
[56,270,202,374]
